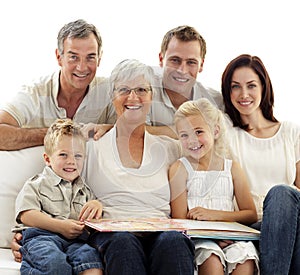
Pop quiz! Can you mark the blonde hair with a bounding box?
[175,98,229,158]
[44,118,86,156]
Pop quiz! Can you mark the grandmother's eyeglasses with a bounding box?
[114,86,152,96]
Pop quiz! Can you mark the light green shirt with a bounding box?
[15,166,95,223]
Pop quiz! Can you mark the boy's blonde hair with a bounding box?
[174,98,229,158]
[44,118,86,156]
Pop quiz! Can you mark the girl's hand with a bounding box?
[187,206,217,220]
[217,240,234,248]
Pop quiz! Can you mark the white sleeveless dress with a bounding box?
[180,157,259,274]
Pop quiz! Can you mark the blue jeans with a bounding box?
[260,185,300,275]
[89,230,195,275]
[20,228,102,275]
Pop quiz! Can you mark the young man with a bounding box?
[0,19,114,151]
[146,25,223,138]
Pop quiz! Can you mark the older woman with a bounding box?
[82,59,195,275]
[222,54,300,275]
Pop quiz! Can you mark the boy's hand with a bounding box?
[59,219,85,239]
[79,200,103,221]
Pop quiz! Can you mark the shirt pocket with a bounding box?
[40,188,66,217]
[73,191,88,214]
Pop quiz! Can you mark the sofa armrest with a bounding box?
[0,146,44,248]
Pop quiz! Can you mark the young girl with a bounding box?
[168,98,259,275]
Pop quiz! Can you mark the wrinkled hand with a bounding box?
[80,123,113,140]
[187,206,217,221]
[59,219,85,239]
[11,232,22,262]
[79,200,103,221]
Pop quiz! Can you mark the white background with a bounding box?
[1,0,299,125]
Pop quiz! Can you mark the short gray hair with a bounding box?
[57,19,102,55]
[109,59,157,98]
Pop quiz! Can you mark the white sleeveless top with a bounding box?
[83,126,182,219]
[179,157,234,211]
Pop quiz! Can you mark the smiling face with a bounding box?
[44,135,85,182]
[112,75,152,125]
[56,33,101,93]
[230,67,263,118]
[177,114,215,162]
[159,37,204,96]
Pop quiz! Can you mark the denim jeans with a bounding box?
[260,185,300,275]
[20,228,102,275]
[89,230,195,275]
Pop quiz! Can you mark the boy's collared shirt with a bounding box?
[15,166,95,224]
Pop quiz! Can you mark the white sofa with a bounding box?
[0,146,198,274]
[0,146,45,274]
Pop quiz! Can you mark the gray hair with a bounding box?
[57,19,102,55]
[109,59,157,98]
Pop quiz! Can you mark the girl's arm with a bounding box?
[168,160,189,219]
[188,161,257,224]
[231,160,258,224]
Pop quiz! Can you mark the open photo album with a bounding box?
[84,218,260,241]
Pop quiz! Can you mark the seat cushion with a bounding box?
[0,248,21,274]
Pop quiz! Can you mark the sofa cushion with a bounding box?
[0,146,44,248]
[0,248,21,274]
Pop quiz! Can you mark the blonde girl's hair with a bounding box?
[174,98,229,158]
[44,118,86,156]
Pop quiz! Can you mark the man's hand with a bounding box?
[80,123,113,140]
[11,232,22,262]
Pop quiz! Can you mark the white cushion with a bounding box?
[0,146,44,248]
[0,248,21,274]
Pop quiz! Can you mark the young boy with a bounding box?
[14,118,103,275]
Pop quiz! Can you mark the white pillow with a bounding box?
[0,146,44,248]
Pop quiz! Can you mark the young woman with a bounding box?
[222,54,300,275]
